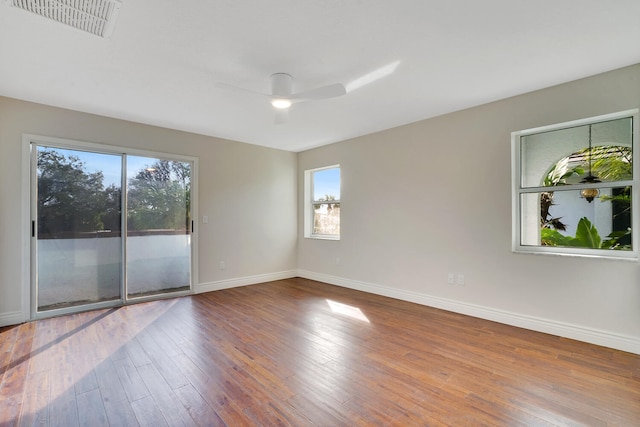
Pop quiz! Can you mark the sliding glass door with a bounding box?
[126,156,191,298]
[34,146,123,311]
[32,141,193,316]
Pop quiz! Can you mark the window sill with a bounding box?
[306,235,340,241]
[513,247,638,261]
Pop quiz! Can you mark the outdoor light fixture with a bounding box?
[580,187,599,203]
[580,124,601,203]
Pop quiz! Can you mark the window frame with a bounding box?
[511,109,639,260]
[304,164,341,240]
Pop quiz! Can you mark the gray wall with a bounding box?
[2,64,639,353]
[298,64,640,353]
[0,97,298,323]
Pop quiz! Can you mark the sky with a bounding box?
[43,147,179,188]
[313,167,340,200]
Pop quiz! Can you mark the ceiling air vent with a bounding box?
[7,0,122,38]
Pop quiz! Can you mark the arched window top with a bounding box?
[543,145,632,187]
[520,117,633,189]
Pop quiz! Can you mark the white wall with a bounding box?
[298,64,640,354]
[0,97,298,325]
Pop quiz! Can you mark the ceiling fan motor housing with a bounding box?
[271,73,294,97]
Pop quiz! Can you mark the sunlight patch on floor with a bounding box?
[326,299,370,323]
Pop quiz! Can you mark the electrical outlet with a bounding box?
[447,273,455,284]
[202,215,209,224]
[335,257,341,265]
[219,261,226,270]
[457,273,465,285]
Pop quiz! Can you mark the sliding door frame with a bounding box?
[22,134,199,320]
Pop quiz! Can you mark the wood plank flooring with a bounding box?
[1,277,639,426]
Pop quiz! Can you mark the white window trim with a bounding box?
[304,164,340,240]
[511,109,639,260]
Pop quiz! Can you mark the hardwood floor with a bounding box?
[1,277,639,426]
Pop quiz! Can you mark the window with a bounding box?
[512,110,638,259]
[304,165,340,239]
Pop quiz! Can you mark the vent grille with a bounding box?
[8,0,122,38]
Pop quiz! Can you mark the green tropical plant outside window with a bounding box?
[541,145,631,251]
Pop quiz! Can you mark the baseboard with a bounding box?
[0,311,27,328]
[195,270,298,294]
[297,270,640,355]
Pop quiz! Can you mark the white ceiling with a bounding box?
[1,1,639,152]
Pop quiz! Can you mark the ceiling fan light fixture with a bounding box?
[271,98,292,109]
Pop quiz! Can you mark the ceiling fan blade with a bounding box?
[215,82,267,97]
[292,83,346,101]
[217,75,345,118]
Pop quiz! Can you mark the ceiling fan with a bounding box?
[217,73,346,123]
